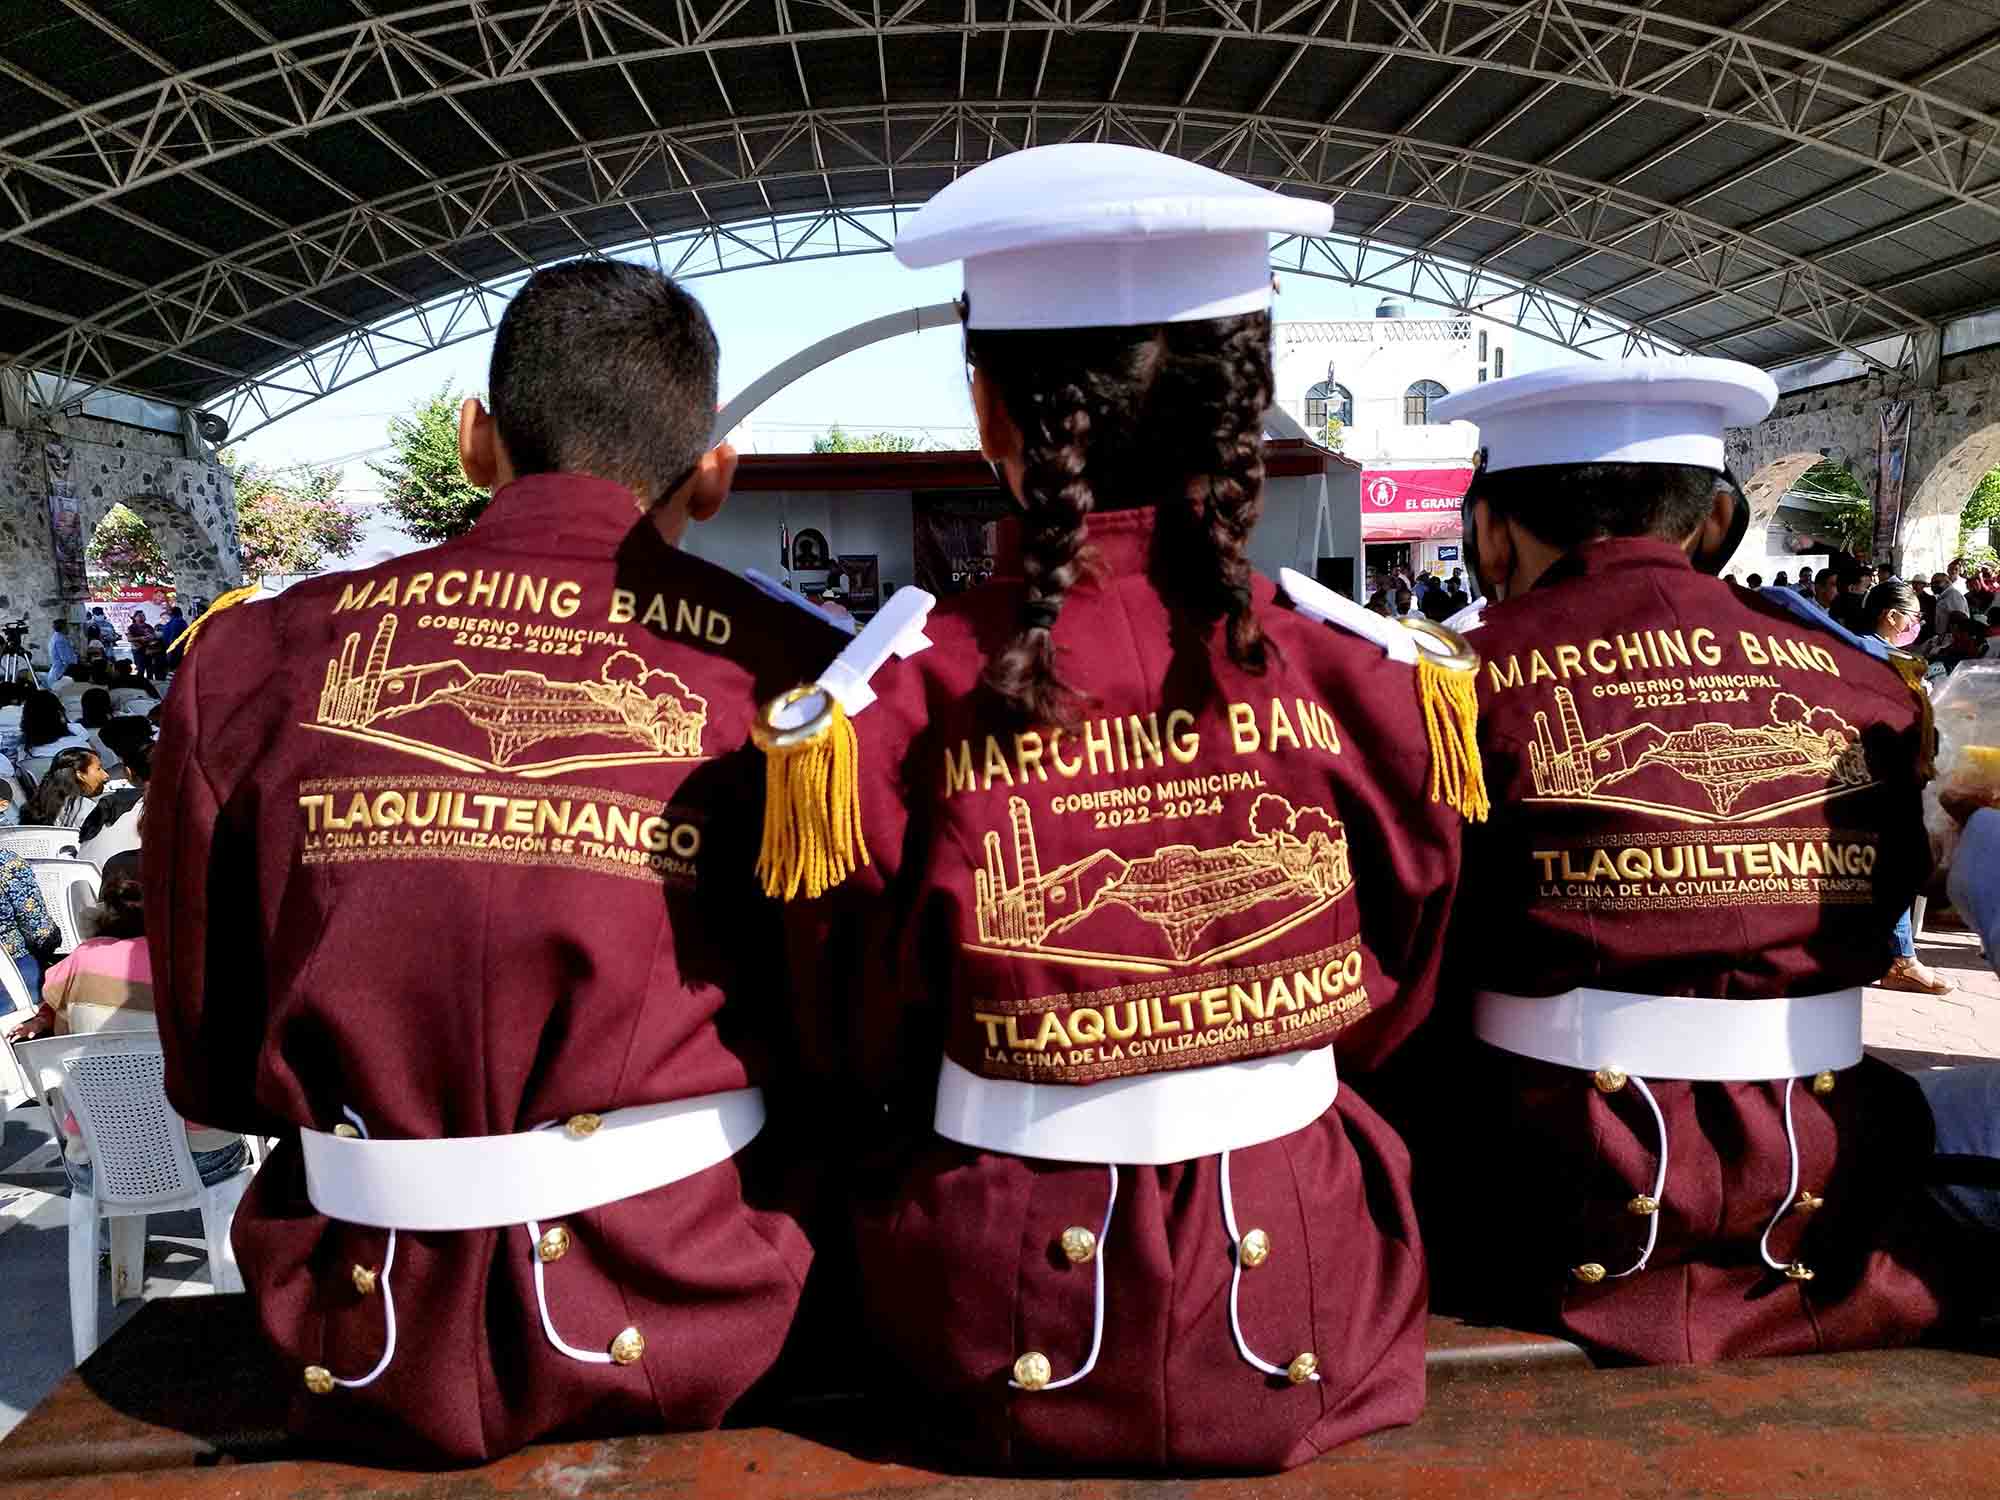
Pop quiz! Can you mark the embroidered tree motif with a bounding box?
[1249,793,1296,846]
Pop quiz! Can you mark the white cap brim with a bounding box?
[1432,358,1778,474]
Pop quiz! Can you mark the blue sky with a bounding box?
[231,247,1569,557]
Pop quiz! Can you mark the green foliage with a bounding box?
[1320,416,1345,451]
[812,424,920,454]
[1791,460,1873,557]
[86,505,172,591]
[227,456,365,578]
[1961,465,2000,553]
[369,386,492,542]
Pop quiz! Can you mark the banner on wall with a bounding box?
[1874,401,1910,564]
[912,487,1011,596]
[1359,466,1476,542]
[88,586,171,641]
[44,441,86,600]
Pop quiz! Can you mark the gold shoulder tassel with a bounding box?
[170,584,262,659]
[752,686,870,900]
[1405,619,1489,823]
[1886,651,1936,781]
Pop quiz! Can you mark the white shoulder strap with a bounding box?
[1278,569,1418,665]
[814,587,937,715]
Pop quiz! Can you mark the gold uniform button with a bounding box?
[565,1112,603,1139]
[331,1123,360,1139]
[609,1327,646,1365]
[1239,1228,1271,1268]
[350,1264,378,1296]
[1812,1070,1837,1097]
[1013,1351,1052,1391]
[1795,1191,1824,1215]
[1286,1352,1319,1385]
[303,1365,335,1395]
[1058,1226,1097,1264]
[537,1225,572,1263]
[1785,1262,1816,1282]
[1573,1262,1608,1284]
[1627,1195,1660,1217]
[1593,1068,1628,1094]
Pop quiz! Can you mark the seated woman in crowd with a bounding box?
[77,688,123,777]
[0,846,58,1001]
[18,690,92,782]
[20,747,109,830]
[79,738,147,866]
[8,854,247,1188]
[107,660,158,714]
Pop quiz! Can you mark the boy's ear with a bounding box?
[458,397,499,489]
[684,442,738,524]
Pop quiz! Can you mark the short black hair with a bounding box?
[488,258,720,501]
[1469,463,1722,550]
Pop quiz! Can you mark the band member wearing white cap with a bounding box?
[760,142,1484,1469]
[1400,359,1960,1363]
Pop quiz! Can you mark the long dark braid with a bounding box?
[967,311,1274,722]
[1165,314,1274,673]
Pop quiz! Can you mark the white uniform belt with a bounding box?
[933,1047,1338,1166]
[1473,988,1864,1082]
[300,1087,766,1231]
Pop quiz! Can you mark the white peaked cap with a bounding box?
[894,144,1333,330]
[1430,357,1779,475]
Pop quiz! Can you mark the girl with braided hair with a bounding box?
[771,145,1478,1471]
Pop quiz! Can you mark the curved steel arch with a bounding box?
[11,103,1935,421]
[2,0,1995,253]
[198,204,1695,443]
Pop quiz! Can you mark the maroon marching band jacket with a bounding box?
[1422,537,1946,1363]
[147,474,843,1462]
[787,507,1465,1471]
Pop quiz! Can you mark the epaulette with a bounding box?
[1278,568,1489,822]
[752,586,937,900]
[169,584,263,659]
[1886,649,1937,781]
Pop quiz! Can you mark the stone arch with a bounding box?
[1741,452,1826,533]
[84,492,233,602]
[1899,419,2000,578]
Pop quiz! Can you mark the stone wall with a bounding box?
[0,416,240,639]
[1728,347,2000,578]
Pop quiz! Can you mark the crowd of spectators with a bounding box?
[1364,566,1473,622]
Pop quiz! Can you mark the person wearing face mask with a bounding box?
[1862,579,1953,995]
[1397,360,1959,1367]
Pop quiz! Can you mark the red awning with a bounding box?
[1359,467,1474,541]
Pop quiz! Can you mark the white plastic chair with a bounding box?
[0,947,37,1106]
[27,858,96,954]
[15,1033,253,1362]
[0,826,82,860]
[66,878,94,942]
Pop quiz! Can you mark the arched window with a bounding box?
[1304,381,1353,429]
[1494,347,1505,378]
[1404,379,1447,425]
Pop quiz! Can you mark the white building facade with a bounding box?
[1273,299,1505,584]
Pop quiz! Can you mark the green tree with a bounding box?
[231,459,365,578]
[1790,459,1874,557]
[86,505,172,591]
[1960,465,2000,556]
[812,424,920,454]
[1320,416,1345,452]
[370,386,492,542]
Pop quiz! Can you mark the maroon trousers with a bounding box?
[850,1089,1427,1472]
